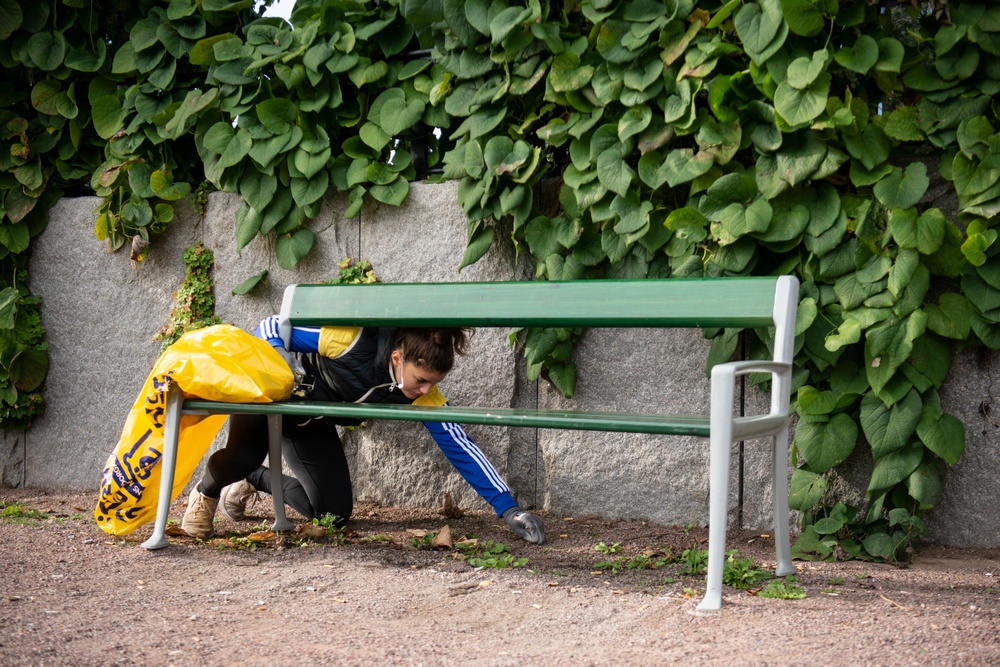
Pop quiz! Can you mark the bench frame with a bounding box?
[140,276,799,611]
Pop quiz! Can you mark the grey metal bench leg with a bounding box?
[772,424,796,577]
[141,384,184,550]
[267,413,294,532]
[697,431,730,611]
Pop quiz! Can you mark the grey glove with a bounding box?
[275,347,310,395]
[502,507,545,544]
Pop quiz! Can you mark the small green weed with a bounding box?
[410,532,436,550]
[594,541,622,555]
[312,514,347,545]
[759,576,807,600]
[466,540,529,569]
[827,577,844,585]
[985,587,998,594]
[1,502,49,524]
[722,550,773,589]
[678,548,708,575]
[594,550,670,574]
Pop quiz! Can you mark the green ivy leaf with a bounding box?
[256,98,297,135]
[884,107,923,142]
[150,171,191,201]
[781,0,834,36]
[369,178,408,206]
[824,318,862,351]
[874,163,929,210]
[239,168,278,213]
[875,37,904,73]
[291,172,329,208]
[925,293,972,340]
[0,0,23,40]
[916,410,965,466]
[236,204,264,250]
[547,361,577,398]
[860,389,922,459]
[660,149,714,188]
[789,467,828,511]
[596,149,636,197]
[27,31,67,71]
[9,348,47,391]
[373,88,426,136]
[868,441,923,492]
[459,222,495,271]
[0,288,19,328]
[275,228,315,270]
[774,73,830,128]
[796,413,858,473]
[734,0,785,63]
[834,34,878,74]
[907,462,944,510]
[550,52,594,93]
[786,49,830,89]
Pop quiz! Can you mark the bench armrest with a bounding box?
[716,360,791,378]
[711,360,792,418]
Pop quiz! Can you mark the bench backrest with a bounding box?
[278,276,799,364]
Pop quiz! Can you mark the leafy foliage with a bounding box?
[154,243,222,353]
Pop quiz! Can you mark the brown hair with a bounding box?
[392,328,474,374]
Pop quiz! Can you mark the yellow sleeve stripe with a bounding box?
[318,326,362,358]
[413,386,448,407]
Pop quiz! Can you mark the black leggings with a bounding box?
[199,413,354,524]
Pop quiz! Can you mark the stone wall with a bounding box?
[7,183,998,548]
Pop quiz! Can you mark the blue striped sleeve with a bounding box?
[254,315,321,353]
[422,418,518,517]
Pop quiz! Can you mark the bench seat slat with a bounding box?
[283,279,779,329]
[182,399,786,439]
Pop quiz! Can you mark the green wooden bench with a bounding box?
[141,276,799,610]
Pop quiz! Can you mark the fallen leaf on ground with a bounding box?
[294,524,325,539]
[431,524,453,549]
[440,492,464,519]
[164,525,186,537]
[407,529,430,537]
[247,530,275,542]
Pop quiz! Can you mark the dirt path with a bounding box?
[1,487,998,666]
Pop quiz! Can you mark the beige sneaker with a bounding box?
[181,488,218,538]
[220,479,258,521]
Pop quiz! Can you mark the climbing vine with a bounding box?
[155,242,222,353]
[2,0,999,560]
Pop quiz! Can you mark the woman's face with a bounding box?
[391,350,446,399]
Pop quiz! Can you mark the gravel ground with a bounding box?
[1,486,998,666]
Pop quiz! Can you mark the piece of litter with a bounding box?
[531,604,541,609]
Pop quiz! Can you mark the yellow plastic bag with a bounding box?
[94,324,293,535]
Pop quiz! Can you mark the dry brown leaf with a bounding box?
[440,492,464,519]
[407,529,430,537]
[431,524,453,549]
[247,530,275,542]
[455,537,478,548]
[294,524,326,539]
[164,525,186,537]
